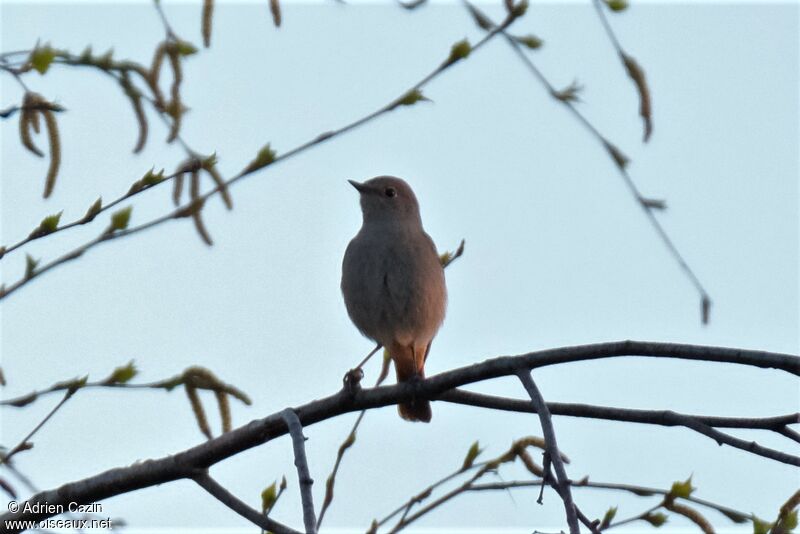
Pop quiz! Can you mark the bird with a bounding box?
[341,176,447,422]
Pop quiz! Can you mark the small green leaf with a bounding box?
[79,45,93,62]
[465,2,494,30]
[603,141,629,170]
[68,375,89,393]
[246,144,276,172]
[201,153,218,169]
[142,168,166,186]
[41,212,62,233]
[640,197,667,210]
[106,361,137,384]
[29,211,63,238]
[510,0,528,17]
[460,440,482,471]
[781,509,798,530]
[261,481,277,513]
[752,515,772,534]
[552,80,583,103]
[31,45,56,74]
[719,509,749,524]
[110,206,133,231]
[83,197,103,223]
[447,39,472,64]
[24,254,39,279]
[669,476,694,499]
[605,0,628,12]
[96,48,114,68]
[396,89,428,107]
[175,40,199,56]
[515,34,543,49]
[643,512,668,527]
[600,506,617,529]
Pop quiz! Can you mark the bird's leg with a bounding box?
[411,342,420,379]
[356,342,383,370]
[342,342,382,395]
[407,342,423,399]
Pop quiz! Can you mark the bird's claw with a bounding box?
[343,367,364,395]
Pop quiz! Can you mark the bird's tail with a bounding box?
[398,397,432,423]
[393,346,432,423]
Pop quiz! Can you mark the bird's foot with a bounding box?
[342,367,364,396]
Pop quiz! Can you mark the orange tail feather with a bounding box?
[391,342,432,423]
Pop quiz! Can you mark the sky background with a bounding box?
[1,1,798,533]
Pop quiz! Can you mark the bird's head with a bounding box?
[348,176,422,225]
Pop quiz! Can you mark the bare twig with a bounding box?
[281,409,317,533]
[1,389,74,466]
[591,0,652,141]
[516,370,580,534]
[463,3,709,324]
[318,351,391,529]
[0,10,523,300]
[152,0,178,40]
[193,469,299,534]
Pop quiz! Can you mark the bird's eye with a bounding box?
[385,187,397,198]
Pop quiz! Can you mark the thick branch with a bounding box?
[281,409,317,534]
[438,389,799,429]
[2,341,797,530]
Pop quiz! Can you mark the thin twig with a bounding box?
[356,343,383,372]
[152,0,178,40]
[374,456,490,528]
[516,370,580,534]
[193,470,299,534]
[317,349,391,529]
[504,37,709,321]
[281,409,317,533]
[1,389,74,466]
[465,3,708,323]
[0,10,522,300]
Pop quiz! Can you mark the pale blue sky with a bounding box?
[1,2,798,532]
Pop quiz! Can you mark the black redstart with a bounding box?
[341,176,447,422]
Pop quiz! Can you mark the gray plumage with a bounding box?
[341,176,447,422]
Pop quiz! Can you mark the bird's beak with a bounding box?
[348,180,369,194]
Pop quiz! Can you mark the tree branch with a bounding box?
[193,470,299,534]
[1,341,797,530]
[516,370,580,534]
[1,390,74,466]
[438,389,799,428]
[280,409,317,534]
[0,9,523,300]
[463,3,708,323]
